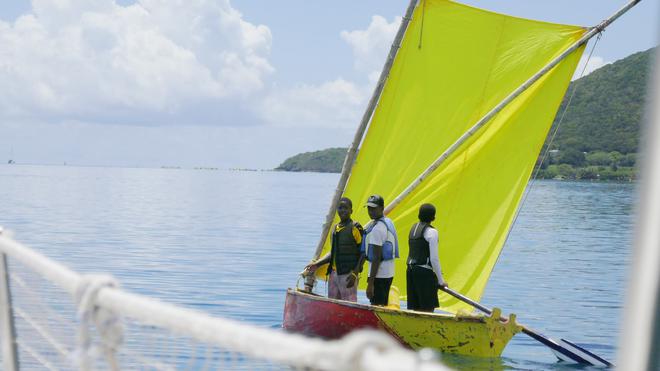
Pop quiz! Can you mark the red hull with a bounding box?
[283,288,383,339]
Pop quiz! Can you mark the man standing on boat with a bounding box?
[305,197,364,301]
[406,203,446,312]
[364,195,399,306]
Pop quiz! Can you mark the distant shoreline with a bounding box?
[1,162,637,181]
[0,163,273,172]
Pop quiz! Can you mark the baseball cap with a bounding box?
[365,194,384,208]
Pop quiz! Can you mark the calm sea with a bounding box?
[0,165,636,370]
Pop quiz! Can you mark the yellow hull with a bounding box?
[376,306,520,357]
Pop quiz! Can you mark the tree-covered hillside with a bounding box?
[537,47,654,180]
[547,47,653,154]
[275,147,347,173]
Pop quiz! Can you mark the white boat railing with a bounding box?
[0,230,448,371]
[616,44,660,371]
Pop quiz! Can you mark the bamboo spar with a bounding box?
[311,0,420,260]
[384,0,642,216]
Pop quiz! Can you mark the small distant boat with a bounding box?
[8,146,15,164]
[283,0,638,363]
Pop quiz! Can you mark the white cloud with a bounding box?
[259,79,368,128]
[573,55,609,80]
[0,0,273,125]
[0,2,398,136]
[340,15,400,80]
[258,15,399,129]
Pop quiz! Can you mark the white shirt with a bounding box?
[366,221,395,278]
[422,227,445,286]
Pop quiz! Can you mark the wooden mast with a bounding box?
[312,0,420,260]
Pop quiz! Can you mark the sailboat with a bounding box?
[283,0,640,363]
[8,147,15,165]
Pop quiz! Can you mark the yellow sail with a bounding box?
[317,0,587,313]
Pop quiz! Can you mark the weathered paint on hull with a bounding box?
[283,288,521,358]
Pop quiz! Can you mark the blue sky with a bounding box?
[0,0,657,169]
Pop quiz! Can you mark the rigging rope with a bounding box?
[418,0,426,49]
[506,32,603,236]
[532,32,603,183]
[75,274,123,371]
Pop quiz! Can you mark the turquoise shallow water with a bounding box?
[0,165,636,370]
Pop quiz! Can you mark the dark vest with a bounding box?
[330,221,361,275]
[408,222,432,266]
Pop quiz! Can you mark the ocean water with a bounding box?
[0,165,636,370]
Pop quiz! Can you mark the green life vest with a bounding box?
[330,221,361,275]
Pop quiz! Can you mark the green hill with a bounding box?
[537,47,654,180]
[547,47,653,154]
[275,147,347,173]
[277,48,655,176]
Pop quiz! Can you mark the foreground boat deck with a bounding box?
[283,288,521,357]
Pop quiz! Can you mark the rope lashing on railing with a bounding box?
[74,274,123,371]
